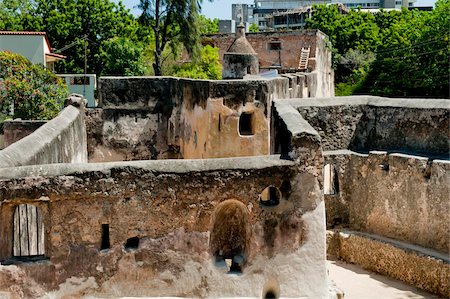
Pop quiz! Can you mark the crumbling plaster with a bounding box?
[0,147,328,298]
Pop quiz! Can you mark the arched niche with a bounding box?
[209,199,251,273]
[259,185,282,207]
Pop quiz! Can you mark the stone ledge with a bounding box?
[0,154,295,180]
[327,230,450,297]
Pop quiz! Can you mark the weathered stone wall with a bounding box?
[222,53,259,79]
[206,30,320,71]
[0,149,328,298]
[3,120,47,148]
[327,230,450,297]
[91,77,295,161]
[0,105,87,168]
[289,96,449,157]
[323,150,449,254]
[206,30,334,97]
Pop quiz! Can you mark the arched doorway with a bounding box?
[209,199,251,273]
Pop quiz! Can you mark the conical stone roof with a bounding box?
[226,22,256,54]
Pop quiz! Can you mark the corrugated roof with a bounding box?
[0,31,47,35]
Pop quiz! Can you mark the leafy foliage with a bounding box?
[0,0,146,76]
[198,15,219,34]
[0,51,67,120]
[101,37,147,76]
[138,0,208,76]
[249,23,259,33]
[306,2,450,98]
[171,45,221,79]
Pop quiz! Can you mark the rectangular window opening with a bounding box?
[101,224,110,250]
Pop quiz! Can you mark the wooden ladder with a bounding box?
[298,47,310,70]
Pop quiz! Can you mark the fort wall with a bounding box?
[324,150,449,254]
[0,105,87,168]
[91,77,305,161]
[289,96,449,157]
[0,151,328,298]
[3,120,47,147]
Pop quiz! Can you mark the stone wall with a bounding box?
[91,77,295,161]
[207,30,334,97]
[3,120,47,148]
[328,230,450,297]
[206,30,320,71]
[289,96,449,157]
[0,150,328,298]
[322,150,449,254]
[0,105,87,168]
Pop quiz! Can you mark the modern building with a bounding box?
[0,31,65,71]
[232,0,418,32]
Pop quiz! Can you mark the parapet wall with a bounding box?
[0,150,328,298]
[3,120,47,148]
[289,96,449,157]
[0,105,87,168]
[324,150,449,254]
[91,77,294,161]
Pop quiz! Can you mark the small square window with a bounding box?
[239,113,254,136]
[269,41,282,51]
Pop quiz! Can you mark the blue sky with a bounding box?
[115,0,435,19]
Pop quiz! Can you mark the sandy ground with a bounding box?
[327,260,442,299]
[115,260,442,299]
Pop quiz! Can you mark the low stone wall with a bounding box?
[323,150,449,254]
[327,230,450,297]
[0,152,328,298]
[288,96,449,157]
[0,105,87,168]
[3,120,47,148]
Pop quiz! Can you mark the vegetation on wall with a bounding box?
[306,0,450,98]
[0,51,67,120]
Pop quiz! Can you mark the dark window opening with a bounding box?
[269,41,282,51]
[264,290,278,299]
[239,113,254,136]
[259,185,281,207]
[70,76,90,85]
[124,236,139,250]
[247,66,251,74]
[101,224,110,250]
[218,114,221,132]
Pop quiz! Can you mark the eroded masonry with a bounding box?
[0,29,448,299]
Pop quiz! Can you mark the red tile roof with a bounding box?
[0,31,47,35]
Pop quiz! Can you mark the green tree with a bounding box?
[307,2,449,98]
[0,51,67,120]
[198,15,218,34]
[32,0,144,75]
[100,37,147,76]
[138,0,210,76]
[171,45,221,79]
[0,0,40,31]
[249,23,259,33]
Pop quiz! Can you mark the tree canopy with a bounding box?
[138,0,209,76]
[306,1,450,98]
